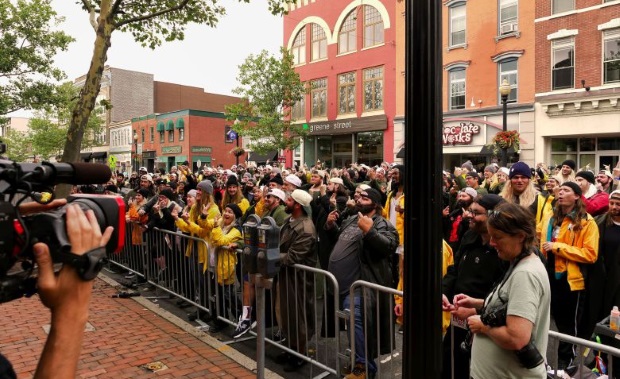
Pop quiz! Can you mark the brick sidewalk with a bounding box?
[0,277,266,379]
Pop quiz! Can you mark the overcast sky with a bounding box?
[51,0,285,96]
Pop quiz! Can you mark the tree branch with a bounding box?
[115,0,191,28]
[81,0,98,30]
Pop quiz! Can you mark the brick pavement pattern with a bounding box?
[0,278,255,379]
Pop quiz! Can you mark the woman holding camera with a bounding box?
[454,202,550,378]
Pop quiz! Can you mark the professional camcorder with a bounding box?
[0,159,125,304]
[461,302,544,369]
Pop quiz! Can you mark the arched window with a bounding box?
[292,28,306,65]
[363,6,384,48]
[339,10,357,54]
[312,24,327,61]
[448,68,466,110]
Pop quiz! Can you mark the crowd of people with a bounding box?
[64,157,620,378]
[71,161,403,379]
[442,158,620,378]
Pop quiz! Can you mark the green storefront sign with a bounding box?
[162,146,182,154]
[191,146,212,153]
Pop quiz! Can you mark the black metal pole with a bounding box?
[134,141,137,174]
[501,96,508,166]
[404,0,443,378]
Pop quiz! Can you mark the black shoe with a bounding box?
[274,352,291,365]
[207,320,227,333]
[283,357,306,372]
[187,312,198,322]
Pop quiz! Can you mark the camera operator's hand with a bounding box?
[18,199,67,215]
[33,204,113,379]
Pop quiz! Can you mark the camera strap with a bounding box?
[55,247,107,281]
[481,248,532,315]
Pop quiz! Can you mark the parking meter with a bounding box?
[256,216,280,278]
[242,214,261,274]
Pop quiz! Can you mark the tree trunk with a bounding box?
[57,1,115,198]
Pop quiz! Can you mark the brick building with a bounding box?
[77,66,241,173]
[439,0,537,170]
[283,0,397,167]
[534,0,620,172]
[131,110,244,173]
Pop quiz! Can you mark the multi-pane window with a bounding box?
[499,0,518,35]
[363,6,384,48]
[312,24,327,61]
[150,126,154,142]
[552,38,574,90]
[449,69,466,110]
[338,72,356,114]
[291,94,305,121]
[552,0,574,14]
[168,130,174,142]
[159,131,164,143]
[292,28,306,65]
[363,67,383,111]
[311,78,327,118]
[499,58,518,102]
[450,4,466,47]
[603,30,620,84]
[339,11,357,54]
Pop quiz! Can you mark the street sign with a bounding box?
[227,130,238,140]
[137,143,143,154]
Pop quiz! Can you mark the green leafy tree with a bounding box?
[225,48,307,154]
[2,129,33,162]
[58,0,294,197]
[30,82,104,161]
[0,0,73,121]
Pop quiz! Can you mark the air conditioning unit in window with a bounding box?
[500,23,518,35]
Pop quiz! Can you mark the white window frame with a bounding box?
[552,38,575,90]
[499,0,518,35]
[448,68,466,110]
[498,58,518,103]
[449,4,466,47]
[339,11,357,54]
[363,5,384,48]
[552,0,575,14]
[292,28,306,65]
[603,29,620,84]
[311,24,327,62]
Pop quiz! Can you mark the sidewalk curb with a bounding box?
[98,274,283,379]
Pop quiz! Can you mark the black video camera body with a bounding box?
[0,159,125,304]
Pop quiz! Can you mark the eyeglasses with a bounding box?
[467,209,487,217]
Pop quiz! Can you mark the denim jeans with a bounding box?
[343,294,377,374]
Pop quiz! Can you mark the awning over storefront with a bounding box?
[479,145,517,155]
[248,150,278,163]
[80,152,107,161]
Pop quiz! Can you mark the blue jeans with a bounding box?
[343,294,377,374]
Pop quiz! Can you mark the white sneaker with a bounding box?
[233,318,253,338]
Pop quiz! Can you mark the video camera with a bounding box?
[0,159,125,304]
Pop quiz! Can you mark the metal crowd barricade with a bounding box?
[347,280,403,379]
[259,263,342,377]
[547,330,620,378]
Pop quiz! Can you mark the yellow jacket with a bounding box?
[383,191,404,246]
[395,240,453,334]
[539,212,599,291]
[175,203,220,272]
[211,225,242,285]
[535,194,555,242]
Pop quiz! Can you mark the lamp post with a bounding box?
[233,119,241,166]
[133,131,138,174]
[499,78,512,167]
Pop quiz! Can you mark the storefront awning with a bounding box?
[156,122,165,132]
[479,145,517,155]
[176,119,185,129]
[165,120,174,131]
[80,152,107,161]
[248,150,278,163]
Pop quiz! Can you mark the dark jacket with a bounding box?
[443,230,507,300]
[327,212,399,358]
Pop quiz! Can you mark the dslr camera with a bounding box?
[0,159,125,304]
[481,303,544,369]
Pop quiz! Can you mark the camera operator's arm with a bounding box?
[466,314,533,351]
[33,205,113,379]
